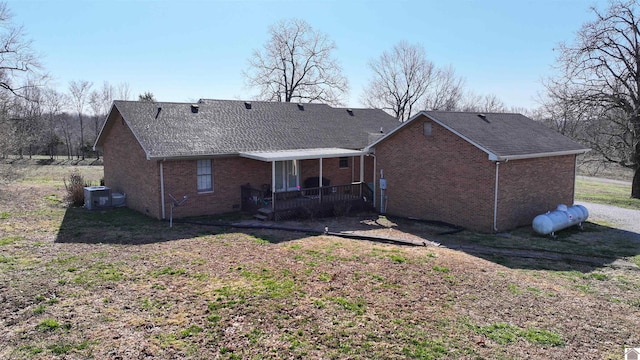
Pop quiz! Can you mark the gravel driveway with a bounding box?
[576,201,640,237]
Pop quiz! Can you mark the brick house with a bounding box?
[94,99,399,220]
[367,111,590,232]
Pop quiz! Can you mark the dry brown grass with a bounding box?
[1,164,640,359]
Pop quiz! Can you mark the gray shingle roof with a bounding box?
[369,111,589,160]
[99,99,400,159]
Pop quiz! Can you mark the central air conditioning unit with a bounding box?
[84,186,112,210]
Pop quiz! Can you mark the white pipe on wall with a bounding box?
[493,161,500,232]
[160,160,166,219]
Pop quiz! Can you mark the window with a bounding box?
[424,122,432,136]
[339,157,349,169]
[197,159,213,192]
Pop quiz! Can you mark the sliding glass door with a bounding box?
[274,160,299,192]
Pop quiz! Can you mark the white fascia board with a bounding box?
[93,102,118,151]
[490,148,591,161]
[240,148,369,162]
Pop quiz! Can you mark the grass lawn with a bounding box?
[575,177,640,210]
[1,164,640,359]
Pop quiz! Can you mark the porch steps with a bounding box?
[254,208,273,221]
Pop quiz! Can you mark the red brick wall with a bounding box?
[375,118,497,231]
[373,116,578,232]
[101,113,161,218]
[496,155,576,230]
[300,157,362,187]
[164,157,271,218]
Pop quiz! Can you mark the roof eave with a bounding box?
[147,152,240,161]
[240,148,370,162]
[93,102,118,151]
[490,148,591,161]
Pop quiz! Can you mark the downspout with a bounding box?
[370,153,377,208]
[572,155,577,203]
[493,161,500,232]
[160,160,166,219]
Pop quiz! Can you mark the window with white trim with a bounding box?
[197,159,213,192]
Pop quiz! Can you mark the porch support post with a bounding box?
[359,155,364,183]
[359,155,364,199]
[271,161,276,211]
[319,157,323,203]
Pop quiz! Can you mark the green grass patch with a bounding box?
[521,328,565,346]
[179,325,203,338]
[251,235,273,244]
[475,322,564,346]
[0,236,23,245]
[402,338,448,359]
[0,211,10,219]
[330,296,367,315]
[36,318,61,332]
[575,178,640,210]
[388,254,407,263]
[152,266,186,276]
[432,265,450,273]
[17,344,44,356]
[507,284,521,295]
[72,261,126,285]
[33,304,46,315]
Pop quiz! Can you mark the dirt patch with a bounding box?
[2,168,640,359]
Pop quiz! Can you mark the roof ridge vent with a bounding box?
[244,101,252,109]
[190,104,199,113]
[346,108,354,116]
[477,113,490,123]
[297,103,304,111]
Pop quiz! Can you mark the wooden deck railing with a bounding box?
[241,182,374,219]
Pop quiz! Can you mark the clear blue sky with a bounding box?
[8,0,599,109]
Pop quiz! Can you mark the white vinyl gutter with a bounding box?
[493,161,500,232]
[160,160,166,219]
[488,148,590,161]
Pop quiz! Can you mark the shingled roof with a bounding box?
[368,111,589,160]
[95,99,400,160]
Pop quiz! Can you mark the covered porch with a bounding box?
[239,148,376,220]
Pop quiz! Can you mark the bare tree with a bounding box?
[362,42,434,121]
[42,88,68,159]
[459,92,506,113]
[13,83,44,158]
[116,82,132,101]
[243,19,348,105]
[0,92,12,158]
[422,65,465,111]
[68,80,92,160]
[0,3,45,98]
[550,0,640,197]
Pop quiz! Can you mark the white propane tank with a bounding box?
[532,204,589,236]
